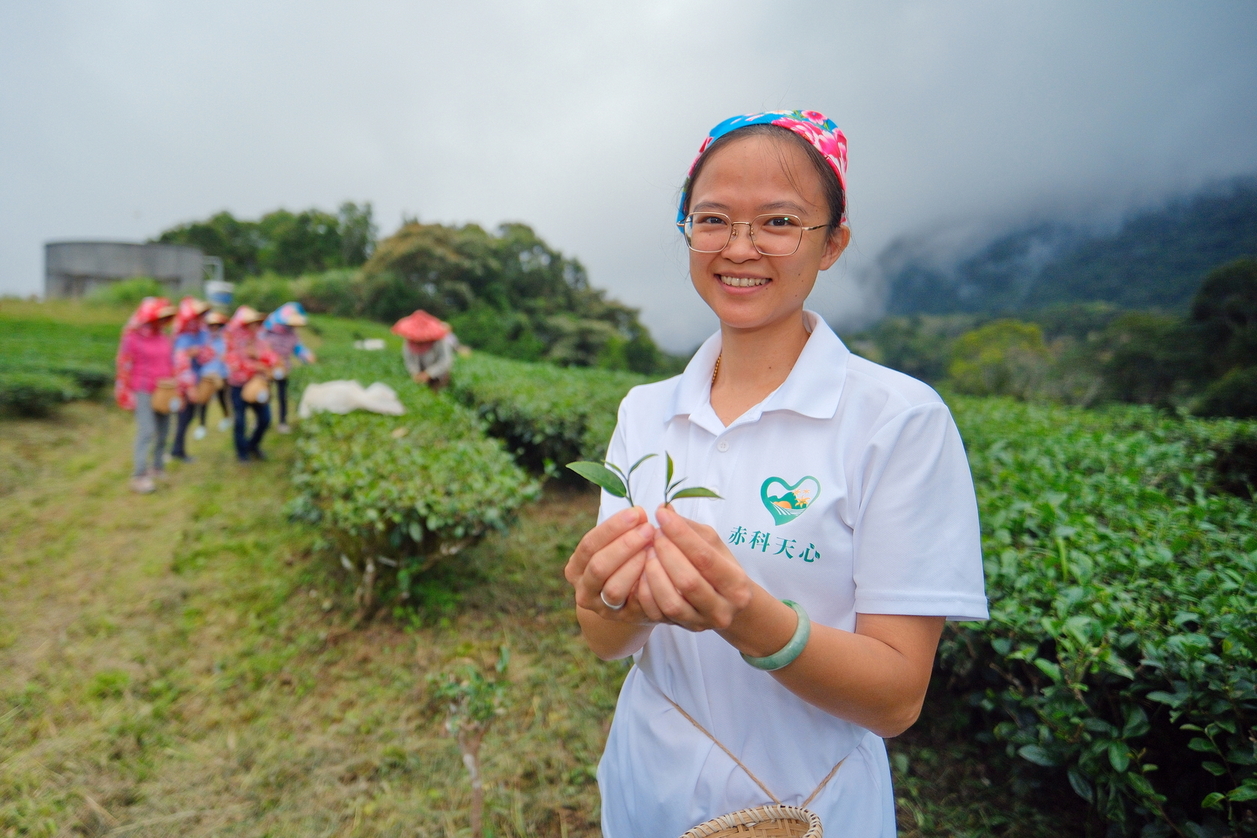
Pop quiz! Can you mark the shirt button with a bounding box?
[717,440,729,452]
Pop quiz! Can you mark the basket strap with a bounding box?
[659,693,845,808]
[661,694,782,805]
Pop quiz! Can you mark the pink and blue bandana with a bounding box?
[678,110,848,224]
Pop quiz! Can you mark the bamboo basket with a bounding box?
[242,375,270,404]
[679,805,821,838]
[151,378,181,414]
[190,374,222,405]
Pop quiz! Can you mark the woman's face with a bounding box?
[686,134,848,334]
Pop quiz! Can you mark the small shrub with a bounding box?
[0,371,86,416]
[288,340,539,612]
[948,319,1052,399]
[233,273,295,314]
[298,269,360,318]
[1196,366,1257,420]
[85,276,167,307]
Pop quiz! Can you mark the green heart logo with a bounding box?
[760,475,821,526]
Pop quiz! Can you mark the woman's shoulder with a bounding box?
[842,353,945,413]
[619,374,684,416]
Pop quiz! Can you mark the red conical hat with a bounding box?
[132,296,176,325]
[391,309,450,342]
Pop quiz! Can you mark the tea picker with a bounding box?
[224,305,279,463]
[392,309,454,391]
[114,296,178,493]
[196,310,232,436]
[262,301,316,433]
[169,297,213,462]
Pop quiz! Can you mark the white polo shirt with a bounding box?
[595,312,988,838]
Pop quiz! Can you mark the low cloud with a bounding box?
[2,2,1255,351]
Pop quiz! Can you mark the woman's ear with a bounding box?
[819,224,850,271]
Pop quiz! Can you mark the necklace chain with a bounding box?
[711,353,721,387]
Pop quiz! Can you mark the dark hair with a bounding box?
[682,124,846,229]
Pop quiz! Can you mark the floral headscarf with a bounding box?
[678,110,848,225]
[263,301,308,331]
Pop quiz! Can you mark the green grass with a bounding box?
[0,400,623,837]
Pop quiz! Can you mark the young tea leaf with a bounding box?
[665,452,674,494]
[566,461,628,498]
[669,487,723,501]
[627,453,656,476]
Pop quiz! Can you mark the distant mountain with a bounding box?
[883,177,1257,315]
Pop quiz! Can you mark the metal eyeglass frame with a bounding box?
[676,212,831,256]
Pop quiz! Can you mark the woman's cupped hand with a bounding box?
[564,505,753,632]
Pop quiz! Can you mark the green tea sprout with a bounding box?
[567,451,722,507]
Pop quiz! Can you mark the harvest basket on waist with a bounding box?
[190,374,223,405]
[679,805,821,838]
[653,679,835,838]
[151,379,181,414]
[242,375,270,404]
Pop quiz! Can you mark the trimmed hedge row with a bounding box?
[287,333,540,604]
[448,352,652,473]
[0,307,119,416]
[0,371,87,417]
[942,397,1257,836]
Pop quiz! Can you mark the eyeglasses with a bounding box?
[677,212,830,256]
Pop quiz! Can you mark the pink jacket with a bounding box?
[120,329,174,395]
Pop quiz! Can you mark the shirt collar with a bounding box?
[667,311,850,426]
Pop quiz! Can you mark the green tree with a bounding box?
[155,211,263,279]
[337,201,376,266]
[948,319,1051,399]
[1191,257,1257,375]
[154,202,378,280]
[1092,313,1202,407]
[364,221,667,370]
[256,209,343,275]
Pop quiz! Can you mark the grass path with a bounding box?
[1,401,618,837]
[1,399,1085,838]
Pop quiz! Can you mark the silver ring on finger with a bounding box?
[600,590,626,611]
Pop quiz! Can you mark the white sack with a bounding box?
[297,380,406,418]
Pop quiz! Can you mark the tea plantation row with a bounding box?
[0,304,118,415]
[447,352,649,472]
[940,399,1256,837]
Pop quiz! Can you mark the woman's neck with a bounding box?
[710,311,811,426]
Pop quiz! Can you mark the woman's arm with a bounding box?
[636,505,943,738]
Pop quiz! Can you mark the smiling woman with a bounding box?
[563,111,989,838]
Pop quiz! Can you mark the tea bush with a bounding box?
[449,353,651,473]
[0,303,120,416]
[0,371,86,416]
[287,334,540,604]
[85,276,167,307]
[942,397,1257,836]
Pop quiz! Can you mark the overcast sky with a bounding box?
[3,2,1256,350]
